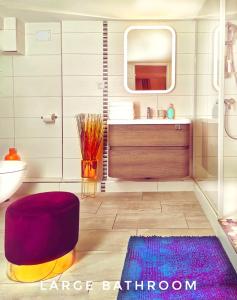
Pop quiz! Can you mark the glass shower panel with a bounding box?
[193,1,221,213]
[223,0,237,218]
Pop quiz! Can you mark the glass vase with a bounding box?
[81,160,98,198]
[81,159,97,179]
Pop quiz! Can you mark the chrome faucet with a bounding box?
[147,107,152,119]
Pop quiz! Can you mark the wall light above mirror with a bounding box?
[124,25,176,94]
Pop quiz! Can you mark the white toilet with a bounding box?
[0,161,27,203]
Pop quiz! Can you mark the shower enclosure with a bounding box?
[222,0,237,219]
[194,0,237,222]
[193,0,222,215]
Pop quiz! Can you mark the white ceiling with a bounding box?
[0,0,216,22]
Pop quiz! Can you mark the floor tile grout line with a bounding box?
[185,215,190,229]
[160,202,163,214]
[95,200,103,214]
[111,213,118,230]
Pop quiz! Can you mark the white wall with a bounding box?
[108,20,195,119]
[0,56,14,158]
[62,21,103,180]
[106,20,195,192]
[60,20,196,186]
[0,22,62,179]
[0,19,195,193]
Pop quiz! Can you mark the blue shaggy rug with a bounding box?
[117,236,237,300]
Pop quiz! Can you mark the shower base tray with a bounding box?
[219,218,237,252]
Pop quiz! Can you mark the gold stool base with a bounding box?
[7,249,75,282]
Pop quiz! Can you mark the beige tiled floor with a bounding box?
[0,192,214,300]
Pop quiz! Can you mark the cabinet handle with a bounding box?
[175,124,181,130]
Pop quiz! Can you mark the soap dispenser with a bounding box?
[167,104,175,119]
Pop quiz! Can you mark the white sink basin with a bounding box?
[107,118,192,125]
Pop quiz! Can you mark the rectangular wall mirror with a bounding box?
[124,25,176,94]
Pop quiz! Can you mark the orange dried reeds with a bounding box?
[76,114,104,160]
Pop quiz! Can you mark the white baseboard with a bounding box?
[194,183,237,272]
[105,179,194,192]
[18,179,194,194]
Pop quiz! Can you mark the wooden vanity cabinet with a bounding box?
[108,124,192,179]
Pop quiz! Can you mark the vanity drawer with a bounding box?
[109,124,190,147]
[109,147,189,179]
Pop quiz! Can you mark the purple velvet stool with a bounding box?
[5,191,79,282]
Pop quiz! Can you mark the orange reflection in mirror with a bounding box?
[135,65,167,90]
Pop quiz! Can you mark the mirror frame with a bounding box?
[124,25,176,94]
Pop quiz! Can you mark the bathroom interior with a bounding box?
[1,0,237,299]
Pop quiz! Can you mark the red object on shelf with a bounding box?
[4,148,21,161]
